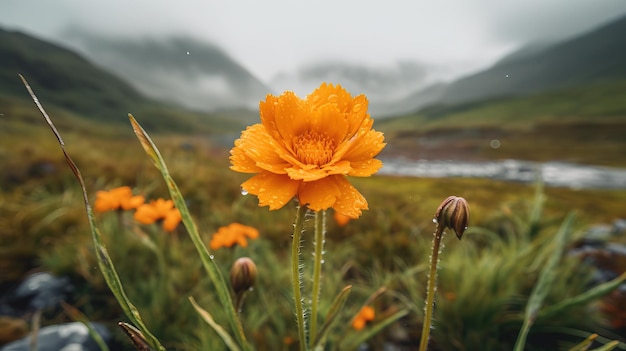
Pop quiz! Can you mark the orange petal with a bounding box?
[347,159,383,177]
[329,176,368,219]
[163,209,181,232]
[231,124,292,174]
[341,130,385,163]
[297,177,341,212]
[352,318,366,331]
[241,172,299,210]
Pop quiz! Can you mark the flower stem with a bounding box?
[309,210,325,348]
[291,205,309,351]
[419,224,445,351]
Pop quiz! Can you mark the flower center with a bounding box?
[293,131,336,166]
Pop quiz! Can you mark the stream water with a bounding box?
[378,158,626,189]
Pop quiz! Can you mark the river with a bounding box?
[378,158,626,190]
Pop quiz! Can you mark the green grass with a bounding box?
[2,94,626,350]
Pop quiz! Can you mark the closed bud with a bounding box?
[434,196,470,239]
[230,257,257,295]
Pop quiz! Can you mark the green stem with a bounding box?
[309,210,325,348]
[291,205,309,351]
[419,224,445,351]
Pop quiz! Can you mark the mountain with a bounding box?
[0,28,255,133]
[61,30,273,112]
[395,14,626,113]
[0,27,149,123]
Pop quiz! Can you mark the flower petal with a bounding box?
[241,172,299,210]
[297,177,341,211]
[330,176,368,218]
[230,124,291,174]
[347,159,383,177]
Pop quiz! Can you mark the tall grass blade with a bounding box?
[513,211,576,351]
[61,302,110,351]
[340,310,408,351]
[312,285,352,348]
[128,114,250,351]
[540,271,626,320]
[189,297,242,351]
[19,74,165,351]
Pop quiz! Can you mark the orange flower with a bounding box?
[230,83,385,218]
[209,223,259,250]
[133,198,182,232]
[94,186,145,213]
[352,305,375,331]
[333,211,352,227]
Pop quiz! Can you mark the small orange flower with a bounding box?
[134,199,182,232]
[94,186,145,213]
[209,223,259,250]
[352,305,375,331]
[333,211,352,227]
[230,83,385,219]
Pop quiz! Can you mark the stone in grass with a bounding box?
[0,322,110,351]
[0,272,73,317]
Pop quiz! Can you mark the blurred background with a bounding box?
[1,1,626,350]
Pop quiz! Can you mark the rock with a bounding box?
[0,322,110,351]
[0,272,72,317]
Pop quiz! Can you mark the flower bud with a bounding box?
[230,257,257,295]
[434,196,469,239]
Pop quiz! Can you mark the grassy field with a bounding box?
[3,66,626,351]
[1,100,626,350]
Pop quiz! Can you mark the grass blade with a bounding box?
[312,285,352,348]
[128,114,250,350]
[61,302,110,351]
[513,211,576,351]
[340,309,408,351]
[189,297,241,351]
[19,74,165,351]
[540,271,626,320]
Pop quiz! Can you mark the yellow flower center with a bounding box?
[293,131,336,166]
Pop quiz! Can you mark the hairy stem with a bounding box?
[291,205,309,351]
[309,210,326,347]
[419,224,445,351]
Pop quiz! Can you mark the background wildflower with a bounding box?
[94,186,144,213]
[352,306,375,331]
[230,83,385,219]
[209,223,259,250]
[133,198,181,232]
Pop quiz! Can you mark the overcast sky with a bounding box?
[2,0,626,83]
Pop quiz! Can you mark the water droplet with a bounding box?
[320,259,325,264]
[312,95,320,103]
[209,255,215,260]
[241,189,249,196]
[505,74,509,78]
[327,94,338,102]
[186,51,190,55]
[432,218,438,224]
[353,103,362,113]
[490,139,501,149]
[248,287,254,292]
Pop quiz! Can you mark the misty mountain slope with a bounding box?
[0,28,253,133]
[0,27,149,123]
[435,14,626,106]
[62,31,272,112]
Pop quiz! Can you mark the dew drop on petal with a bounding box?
[241,188,249,196]
[353,104,362,113]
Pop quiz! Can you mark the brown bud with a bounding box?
[434,196,470,239]
[230,257,257,295]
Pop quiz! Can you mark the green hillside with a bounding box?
[0,28,251,134]
[377,80,626,166]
